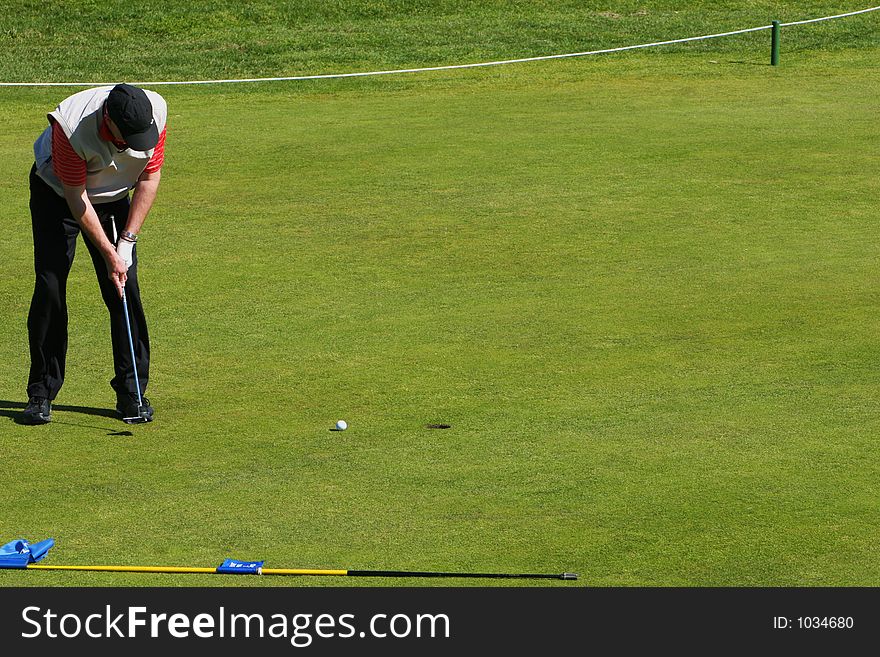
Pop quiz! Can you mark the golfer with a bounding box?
[22,84,167,425]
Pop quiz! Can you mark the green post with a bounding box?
[771,20,781,66]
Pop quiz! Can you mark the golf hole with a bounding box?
[426,424,452,429]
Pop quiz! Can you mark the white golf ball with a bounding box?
[336,420,348,431]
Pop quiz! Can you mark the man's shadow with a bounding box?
[0,399,132,436]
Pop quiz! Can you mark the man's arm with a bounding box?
[124,125,166,238]
[61,184,128,297]
[51,120,127,296]
[125,168,161,236]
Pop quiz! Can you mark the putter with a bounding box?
[112,218,148,424]
[120,290,148,424]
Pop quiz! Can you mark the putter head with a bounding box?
[122,408,151,424]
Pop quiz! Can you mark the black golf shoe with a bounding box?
[22,396,52,424]
[116,393,154,423]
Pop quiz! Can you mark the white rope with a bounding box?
[0,25,772,88]
[1,5,877,87]
[780,4,880,26]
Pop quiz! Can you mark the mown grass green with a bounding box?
[1,3,879,586]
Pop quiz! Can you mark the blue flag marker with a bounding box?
[216,558,264,575]
[0,538,55,569]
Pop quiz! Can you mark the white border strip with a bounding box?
[1,5,877,87]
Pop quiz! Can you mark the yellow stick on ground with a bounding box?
[24,563,576,579]
[27,564,219,574]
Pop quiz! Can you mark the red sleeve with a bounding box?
[51,120,87,186]
[144,127,166,174]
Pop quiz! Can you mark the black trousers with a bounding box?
[26,164,149,401]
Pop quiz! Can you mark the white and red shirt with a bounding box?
[33,86,168,203]
[51,117,166,187]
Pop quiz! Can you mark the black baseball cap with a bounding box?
[105,83,159,151]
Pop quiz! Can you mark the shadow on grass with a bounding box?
[0,399,126,434]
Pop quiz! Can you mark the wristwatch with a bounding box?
[120,231,138,242]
